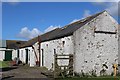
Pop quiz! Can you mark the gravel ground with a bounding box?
[1,65,53,80]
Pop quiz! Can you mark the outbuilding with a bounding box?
[0,40,26,61]
[19,11,119,76]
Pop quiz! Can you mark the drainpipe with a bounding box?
[38,35,41,67]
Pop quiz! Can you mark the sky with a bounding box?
[2,2,119,40]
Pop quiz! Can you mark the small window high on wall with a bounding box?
[62,41,65,47]
[46,44,48,47]
[54,49,56,54]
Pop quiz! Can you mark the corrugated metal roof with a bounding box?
[20,10,106,48]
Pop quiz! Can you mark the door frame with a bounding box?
[25,49,28,64]
[4,50,12,61]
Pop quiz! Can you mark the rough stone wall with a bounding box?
[73,11,118,76]
[41,36,74,70]
[118,25,120,73]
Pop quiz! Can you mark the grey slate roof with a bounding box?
[21,10,106,48]
[6,40,27,49]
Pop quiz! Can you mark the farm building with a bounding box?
[1,10,119,76]
[0,40,26,61]
[18,10,119,76]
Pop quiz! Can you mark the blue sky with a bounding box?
[2,2,118,40]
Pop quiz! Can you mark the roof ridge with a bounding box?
[61,10,106,30]
[61,10,107,29]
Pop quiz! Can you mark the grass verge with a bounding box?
[55,76,120,80]
[0,61,10,68]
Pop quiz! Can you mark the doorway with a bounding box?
[41,49,44,66]
[25,49,28,64]
[4,50,12,61]
[17,50,19,58]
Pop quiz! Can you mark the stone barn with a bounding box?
[73,11,118,76]
[18,10,119,76]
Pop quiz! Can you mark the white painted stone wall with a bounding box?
[33,42,39,62]
[0,48,5,61]
[73,11,118,76]
[27,47,36,67]
[26,47,31,65]
[12,49,17,60]
[118,25,120,73]
[0,48,14,61]
[18,43,39,67]
[41,36,74,70]
[29,42,40,67]
[19,48,27,63]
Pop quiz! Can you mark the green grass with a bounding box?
[56,77,120,80]
[0,61,10,68]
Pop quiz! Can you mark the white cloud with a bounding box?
[83,10,91,18]
[70,19,80,24]
[17,25,61,39]
[92,2,118,17]
[106,3,118,16]
[70,10,91,24]
[44,25,60,33]
[17,27,42,39]
[92,1,118,16]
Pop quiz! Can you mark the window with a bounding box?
[46,44,48,47]
[62,41,65,47]
[54,49,56,54]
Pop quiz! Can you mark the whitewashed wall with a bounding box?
[41,36,74,70]
[27,47,36,67]
[0,48,14,61]
[18,44,39,67]
[0,48,5,61]
[33,42,39,62]
[19,48,27,63]
[12,49,17,60]
[28,42,40,67]
[73,11,118,76]
[118,25,120,73]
